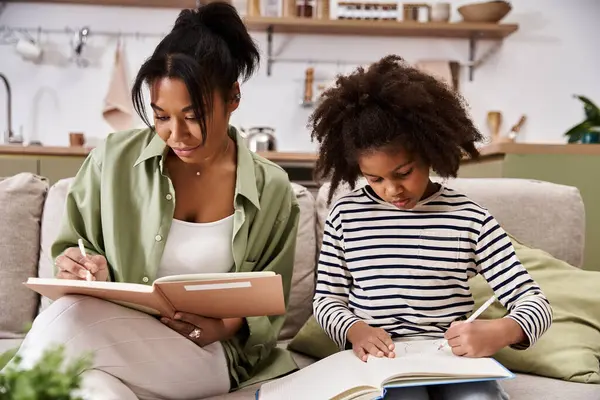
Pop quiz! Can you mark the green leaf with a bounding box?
[564,120,592,143]
[0,345,93,400]
[0,348,17,371]
[574,95,600,121]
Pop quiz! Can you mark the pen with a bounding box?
[78,238,93,282]
[438,295,496,350]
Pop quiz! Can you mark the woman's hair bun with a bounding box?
[172,2,259,81]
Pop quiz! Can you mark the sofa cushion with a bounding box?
[279,183,317,339]
[469,237,600,384]
[501,374,600,400]
[432,178,585,268]
[37,178,73,312]
[316,178,585,267]
[0,173,48,337]
[288,315,337,359]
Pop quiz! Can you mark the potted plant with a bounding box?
[564,95,600,144]
[0,345,92,399]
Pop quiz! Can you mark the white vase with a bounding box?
[431,3,451,22]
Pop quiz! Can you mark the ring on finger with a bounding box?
[189,327,202,339]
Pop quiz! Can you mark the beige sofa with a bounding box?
[1,173,599,400]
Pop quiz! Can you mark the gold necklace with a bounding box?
[196,137,230,176]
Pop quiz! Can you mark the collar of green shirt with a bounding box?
[132,126,260,210]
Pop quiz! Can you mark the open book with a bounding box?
[24,272,285,319]
[258,339,514,400]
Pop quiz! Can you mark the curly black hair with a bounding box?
[309,55,484,203]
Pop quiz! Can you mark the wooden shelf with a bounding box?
[5,3,518,39]
[244,17,518,40]
[257,151,317,165]
[244,17,518,79]
[6,0,196,8]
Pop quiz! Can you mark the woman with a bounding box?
[5,3,299,399]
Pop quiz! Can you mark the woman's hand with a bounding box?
[55,248,109,282]
[347,321,396,362]
[444,318,526,357]
[160,313,243,347]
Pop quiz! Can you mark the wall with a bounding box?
[1,0,599,151]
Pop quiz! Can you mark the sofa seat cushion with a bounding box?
[0,173,48,337]
[502,374,600,400]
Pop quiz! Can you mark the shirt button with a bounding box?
[142,276,149,283]
[155,234,162,242]
[165,194,172,201]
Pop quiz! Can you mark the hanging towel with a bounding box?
[414,60,460,91]
[102,40,133,131]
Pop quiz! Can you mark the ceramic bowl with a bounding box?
[457,1,512,23]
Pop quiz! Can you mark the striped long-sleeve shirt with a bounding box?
[313,185,552,351]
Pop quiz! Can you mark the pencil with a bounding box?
[438,295,496,350]
[78,238,93,282]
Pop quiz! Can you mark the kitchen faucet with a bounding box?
[0,73,22,144]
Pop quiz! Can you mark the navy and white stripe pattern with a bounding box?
[313,185,552,351]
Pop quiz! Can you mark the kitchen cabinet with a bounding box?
[457,143,600,272]
[38,157,89,185]
[0,146,88,185]
[0,156,38,178]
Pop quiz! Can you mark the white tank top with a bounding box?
[156,215,235,278]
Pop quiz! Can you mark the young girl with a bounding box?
[311,55,552,400]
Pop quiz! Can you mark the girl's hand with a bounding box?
[55,248,109,282]
[444,318,526,357]
[160,312,242,347]
[347,321,396,362]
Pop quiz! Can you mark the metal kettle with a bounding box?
[245,126,277,152]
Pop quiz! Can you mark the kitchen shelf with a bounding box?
[244,17,518,39]
[243,16,519,80]
[5,1,518,81]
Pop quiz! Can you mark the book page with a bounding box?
[153,271,274,283]
[25,278,152,293]
[390,339,447,356]
[259,350,380,400]
[24,278,172,317]
[367,340,512,387]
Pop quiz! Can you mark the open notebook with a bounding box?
[258,339,514,400]
[24,272,284,319]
